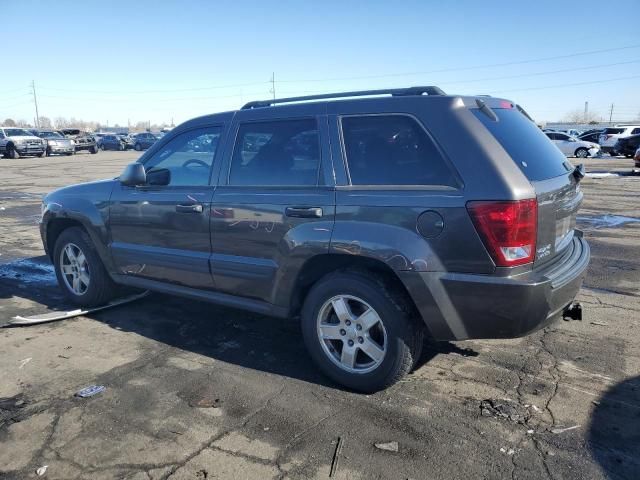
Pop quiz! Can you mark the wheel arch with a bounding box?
[287,253,429,334]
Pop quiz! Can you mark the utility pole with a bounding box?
[609,104,614,125]
[31,80,40,128]
[270,72,276,100]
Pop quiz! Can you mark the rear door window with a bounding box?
[229,119,320,186]
[340,115,457,187]
[472,108,570,181]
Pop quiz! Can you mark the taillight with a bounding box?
[467,199,538,267]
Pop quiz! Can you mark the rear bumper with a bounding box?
[399,233,590,341]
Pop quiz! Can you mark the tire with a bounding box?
[625,154,633,158]
[45,147,51,157]
[134,143,141,151]
[301,270,424,392]
[6,144,19,159]
[53,227,118,307]
[575,147,589,158]
[37,151,45,158]
[90,146,98,154]
[100,144,106,151]
[610,152,618,157]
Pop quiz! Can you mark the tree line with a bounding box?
[2,117,172,132]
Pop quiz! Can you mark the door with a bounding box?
[210,112,335,304]
[109,125,223,289]
[550,133,572,155]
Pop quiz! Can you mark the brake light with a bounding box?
[467,199,538,267]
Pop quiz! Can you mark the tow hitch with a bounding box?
[563,302,583,321]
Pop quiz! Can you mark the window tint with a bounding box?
[341,115,457,186]
[230,119,320,186]
[557,134,569,141]
[545,133,556,140]
[472,108,570,181]
[632,128,640,134]
[143,127,221,186]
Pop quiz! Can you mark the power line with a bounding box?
[276,44,640,84]
[487,75,640,94]
[38,80,268,95]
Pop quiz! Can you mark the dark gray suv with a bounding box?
[39,87,589,392]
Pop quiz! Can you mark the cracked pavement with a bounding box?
[1,152,639,479]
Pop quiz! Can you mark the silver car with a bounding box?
[35,130,75,156]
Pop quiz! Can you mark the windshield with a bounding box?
[4,128,34,137]
[40,131,64,139]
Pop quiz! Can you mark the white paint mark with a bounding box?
[19,357,32,369]
[585,172,619,178]
[551,425,580,434]
[577,215,640,228]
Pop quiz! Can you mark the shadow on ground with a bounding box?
[0,255,475,392]
[589,375,640,479]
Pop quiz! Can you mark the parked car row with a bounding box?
[543,124,640,159]
[97,132,158,151]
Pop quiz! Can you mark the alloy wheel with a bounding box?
[59,242,90,295]
[316,295,387,374]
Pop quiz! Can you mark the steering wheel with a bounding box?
[182,159,209,169]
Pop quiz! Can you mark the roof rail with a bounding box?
[241,86,445,109]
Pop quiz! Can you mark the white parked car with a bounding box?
[544,132,599,158]
[599,125,640,155]
[0,127,46,158]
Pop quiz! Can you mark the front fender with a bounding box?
[41,180,116,272]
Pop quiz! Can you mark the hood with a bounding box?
[8,135,42,142]
[44,178,117,202]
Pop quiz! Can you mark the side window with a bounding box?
[341,115,457,187]
[143,127,221,187]
[545,133,555,140]
[229,118,320,186]
[632,128,640,134]
[557,134,569,141]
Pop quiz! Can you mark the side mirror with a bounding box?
[120,162,146,186]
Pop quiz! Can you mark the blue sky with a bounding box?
[2,0,639,126]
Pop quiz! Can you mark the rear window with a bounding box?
[472,107,570,181]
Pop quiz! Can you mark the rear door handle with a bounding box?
[285,206,323,218]
[176,204,203,213]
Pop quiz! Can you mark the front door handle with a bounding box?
[176,204,203,213]
[285,206,323,218]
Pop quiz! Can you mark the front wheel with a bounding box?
[90,146,98,154]
[575,147,589,158]
[53,227,118,307]
[301,271,423,392]
[134,143,141,151]
[6,145,19,159]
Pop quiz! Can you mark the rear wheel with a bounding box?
[301,271,423,392]
[53,227,118,307]
[575,147,589,158]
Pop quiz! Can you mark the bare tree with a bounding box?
[39,116,53,129]
[563,109,600,124]
[15,119,32,127]
[3,118,17,126]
